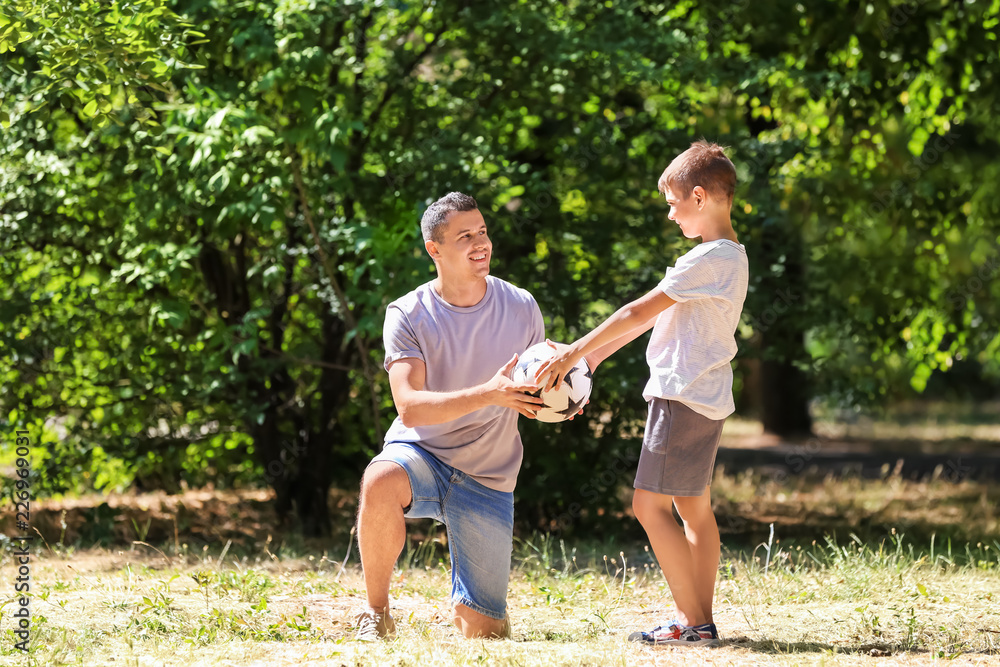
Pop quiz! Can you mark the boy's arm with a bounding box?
[537,286,676,390]
[584,312,659,370]
[388,355,545,427]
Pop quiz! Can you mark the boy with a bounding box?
[535,141,748,646]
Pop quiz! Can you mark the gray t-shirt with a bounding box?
[383,276,545,492]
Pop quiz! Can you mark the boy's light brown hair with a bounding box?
[657,140,736,203]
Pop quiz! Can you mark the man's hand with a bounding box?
[533,339,582,392]
[485,354,546,419]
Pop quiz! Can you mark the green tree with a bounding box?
[3,0,998,537]
[1,0,201,128]
[2,0,699,534]
[692,0,1000,431]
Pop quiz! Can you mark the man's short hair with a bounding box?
[658,140,736,203]
[421,192,479,242]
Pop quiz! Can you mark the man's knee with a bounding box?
[360,461,412,510]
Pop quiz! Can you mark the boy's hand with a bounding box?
[533,339,582,392]
[487,354,546,419]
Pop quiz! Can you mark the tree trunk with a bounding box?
[289,419,333,537]
[253,408,294,519]
[755,225,813,438]
[742,97,814,439]
[759,354,813,438]
[273,309,354,537]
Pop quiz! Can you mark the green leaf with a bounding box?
[231,338,257,363]
[208,167,230,192]
[157,300,190,328]
[330,147,347,172]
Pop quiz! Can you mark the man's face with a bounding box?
[664,186,704,239]
[426,208,492,279]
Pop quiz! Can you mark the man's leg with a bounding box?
[443,474,514,640]
[453,604,510,639]
[357,461,412,612]
[673,486,720,625]
[632,488,708,627]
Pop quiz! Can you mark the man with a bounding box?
[354,192,545,640]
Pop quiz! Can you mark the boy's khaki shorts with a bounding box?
[634,398,724,497]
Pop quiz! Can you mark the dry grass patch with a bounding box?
[2,528,998,666]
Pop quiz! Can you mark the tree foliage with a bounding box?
[0,0,202,129]
[2,0,998,535]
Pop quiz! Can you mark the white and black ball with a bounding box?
[511,342,593,423]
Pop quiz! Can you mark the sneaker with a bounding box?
[628,620,719,647]
[627,619,682,644]
[692,622,720,644]
[354,606,396,641]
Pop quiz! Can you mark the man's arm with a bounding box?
[389,354,545,428]
[537,286,676,390]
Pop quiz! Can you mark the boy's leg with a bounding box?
[673,485,720,625]
[632,488,708,627]
[632,398,724,631]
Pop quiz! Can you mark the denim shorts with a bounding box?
[369,442,514,620]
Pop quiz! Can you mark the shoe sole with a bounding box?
[628,635,720,647]
[657,638,720,647]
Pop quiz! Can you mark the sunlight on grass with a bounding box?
[2,529,998,666]
[726,401,1000,449]
[813,400,1000,447]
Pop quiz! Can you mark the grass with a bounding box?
[1,515,998,665]
[723,400,1000,457]
[2,399,999,666]
[789,400,1000,454]
[711,465,1000,545]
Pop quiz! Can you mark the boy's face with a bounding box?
[663,186,706,239]
[425,208,492,279]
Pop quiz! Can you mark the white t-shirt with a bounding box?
[382,276,545,492]
[643,239,749,420]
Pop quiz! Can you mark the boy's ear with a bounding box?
[692,185,708,209]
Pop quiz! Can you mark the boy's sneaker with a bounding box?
[628,620,719,647]
[694,622,720,644]
[354,606,396,641]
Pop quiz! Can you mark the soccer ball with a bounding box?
[511,342,593,423]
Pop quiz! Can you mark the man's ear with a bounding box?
[425,238,440,259]
[692,186,708,209]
